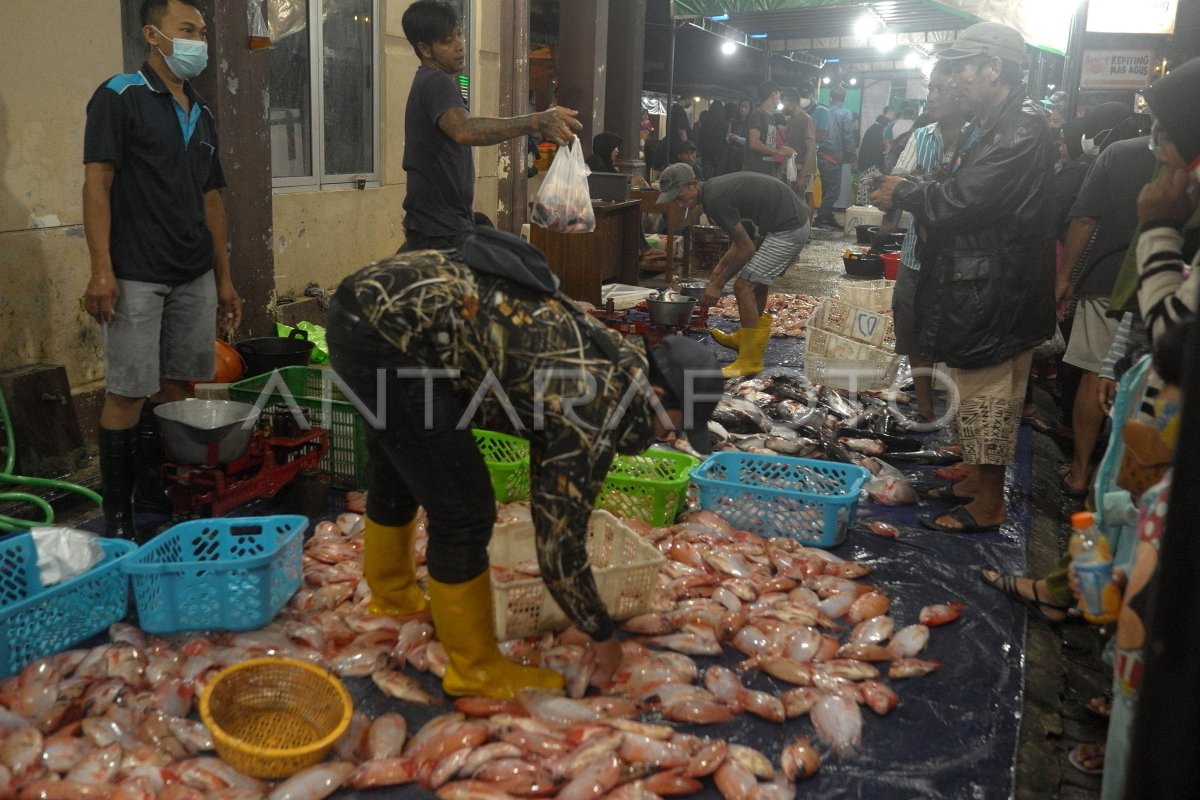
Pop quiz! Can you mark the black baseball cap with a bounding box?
[649,337,724,454]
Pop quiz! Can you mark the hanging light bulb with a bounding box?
[721,41,737,55]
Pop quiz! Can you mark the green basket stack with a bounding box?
[473,429,531,503]
[597,449,699,526]
[471,433,697,526]
[228,367,367,488]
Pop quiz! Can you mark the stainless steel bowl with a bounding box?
[647,295,698,326]
[155,400,261,466]
[691,225,728,244]
[675,280,708,300]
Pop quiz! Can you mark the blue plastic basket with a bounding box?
[122,515,307,634]
[691,453,870,548]
[0,535,135,677]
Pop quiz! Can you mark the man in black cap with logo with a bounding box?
[325,228,723,701]
[871,21,1057,533]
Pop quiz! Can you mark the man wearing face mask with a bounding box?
[1054,102,1153,498]
[82,0,241,541]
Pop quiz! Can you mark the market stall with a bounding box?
[0,302,1037,799]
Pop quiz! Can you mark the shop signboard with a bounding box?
[1086,0,1178,35]
[1079,50,1154,90]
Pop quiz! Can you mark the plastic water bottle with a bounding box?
[1068,511,1117,624]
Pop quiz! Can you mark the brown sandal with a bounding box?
[979,569,1075,625]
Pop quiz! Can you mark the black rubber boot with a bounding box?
[133,403,172,515]
[99,427,138,540]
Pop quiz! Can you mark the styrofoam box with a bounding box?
[843,204,884,236]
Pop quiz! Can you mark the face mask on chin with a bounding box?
[800,98,812,109]
[152,26,208,80]
[1080,134,1100,157]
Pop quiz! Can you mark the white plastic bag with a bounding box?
[785,154,798,184]
[531,140,596,233]
[32,527,104,587]
[1032,327,1066,360]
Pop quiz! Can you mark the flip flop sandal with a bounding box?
[979,569,1076,625]
[1068,743,1105,775]
[917,505,1001,533]
[1057,465,1089,499]
[918,482,973,504]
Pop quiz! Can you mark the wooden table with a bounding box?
[529,200,641,306]
[631,187,691,284]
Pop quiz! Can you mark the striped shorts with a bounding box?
[740,223,810,285]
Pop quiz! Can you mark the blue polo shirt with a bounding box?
[84,62,226,284]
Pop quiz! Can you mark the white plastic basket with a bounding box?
[805,353,901,392]
[809,297,893,348]
[838,279,896,313]
[488,510,664,641]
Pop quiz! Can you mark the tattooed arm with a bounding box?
[438,106,581,147]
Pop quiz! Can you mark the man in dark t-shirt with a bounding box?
[400,2,580,251]
[744,81,795,177]
[666,95,693,165]
[656,165,811,377]
[82,0,242,541]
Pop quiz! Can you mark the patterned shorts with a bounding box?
[950,350,1033,465]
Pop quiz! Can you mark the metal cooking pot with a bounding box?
[235,329,314,378]
[155,399,261,466]
[647,295,698,326]
[675,280,708,300]
[690,225,728,244]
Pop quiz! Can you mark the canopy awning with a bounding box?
[671,0,1073,55]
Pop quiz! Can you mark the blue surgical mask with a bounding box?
[152,26,208,80]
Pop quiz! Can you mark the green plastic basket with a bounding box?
[228,366,367,489]
[473,430,531,503]
[597,448,699,526]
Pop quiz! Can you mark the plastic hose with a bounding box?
[0,384,102,533]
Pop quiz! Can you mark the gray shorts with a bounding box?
[1064,296,1120,373]
[739,224,810,285]
[105,274,217,397]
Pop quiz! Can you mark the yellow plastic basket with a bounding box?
[198,657,353,779]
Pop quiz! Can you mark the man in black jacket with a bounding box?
[871,22,1056,532]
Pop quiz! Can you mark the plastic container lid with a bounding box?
[1070,511,1095,529]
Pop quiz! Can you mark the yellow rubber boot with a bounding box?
[428,572,565,699]
[721,315,772,378]
[709,327,741,351]
[363,517,429,617]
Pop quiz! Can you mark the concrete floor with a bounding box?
[655,221,1108,799]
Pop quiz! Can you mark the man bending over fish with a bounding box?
[656,164,811,378]
[326,229,723,700]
